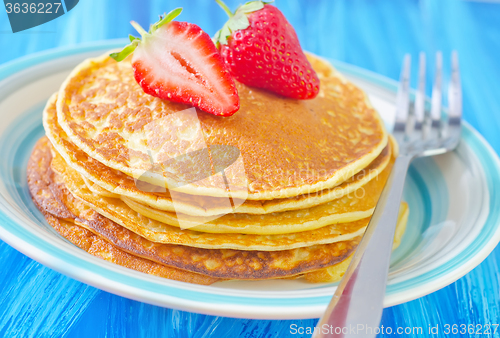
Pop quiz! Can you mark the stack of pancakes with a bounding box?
[28,53,408,285]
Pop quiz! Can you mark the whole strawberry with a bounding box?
[213,1,320,100]
[111,8,239,116]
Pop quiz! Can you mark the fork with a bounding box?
[312,51,462,338]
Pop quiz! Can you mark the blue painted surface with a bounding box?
[0,0,499,337]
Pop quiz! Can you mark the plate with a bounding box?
[1,41,499,320]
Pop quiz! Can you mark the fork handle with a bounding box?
[313,154,413,338]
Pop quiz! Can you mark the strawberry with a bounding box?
[213,1,320,100]
[111,8,239,116]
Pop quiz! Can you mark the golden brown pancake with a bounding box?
[28,137,360,279]
[304,202,409,283]
[71,206,360,280]
[27,137,73,219]
[56,53,388,200]
[118,156,393,235]
[45,93,391,216]
[52,150,371,250]
[48,100,395,236]
[46,213,220,285]
[29,137,408,281]
[60,152,393,237]
[27,138,219,285]
[81,174,119,198]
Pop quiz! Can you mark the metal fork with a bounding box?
[313,51,462,338]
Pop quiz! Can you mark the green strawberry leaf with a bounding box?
[214,0,270,47]
[110,41,138,62]
[130,21,148,38]
[112,7,182,63]
[227,12,249,32]
[152,7,182,32]
[237,1,264,14]
[218,24,232,45]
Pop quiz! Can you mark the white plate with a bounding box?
[1,41,500,319]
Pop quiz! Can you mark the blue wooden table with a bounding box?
[1,0,499,337]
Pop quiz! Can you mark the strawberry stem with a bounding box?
[130,21,148,38]
[215,0,233,18]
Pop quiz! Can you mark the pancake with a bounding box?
[56,52,388,200]
[53,145,396,241]
[81,174,119,198]
[51,149,373,250]
[70,192,360,279]
[27,138,219,285]
[119,141,393,232]
[304,202,409,283]
[46,213,220,285]
[27,137,73,220]
[45,93,391,216]
[28,137,363,279]
[29,137,408,281]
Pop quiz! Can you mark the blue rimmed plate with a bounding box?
[1,41,499,320]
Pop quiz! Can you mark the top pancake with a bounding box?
[56,52,388,200]
[45,93,391,216]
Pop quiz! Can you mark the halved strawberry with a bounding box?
[213,1,320,100]
[111,8,239,116]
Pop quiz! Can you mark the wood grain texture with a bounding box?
[0,0,499,337]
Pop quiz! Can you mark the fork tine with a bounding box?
[429,51,443,138]
[394,54,411,136]
[448,51,462,127]
[414,52,426,134]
